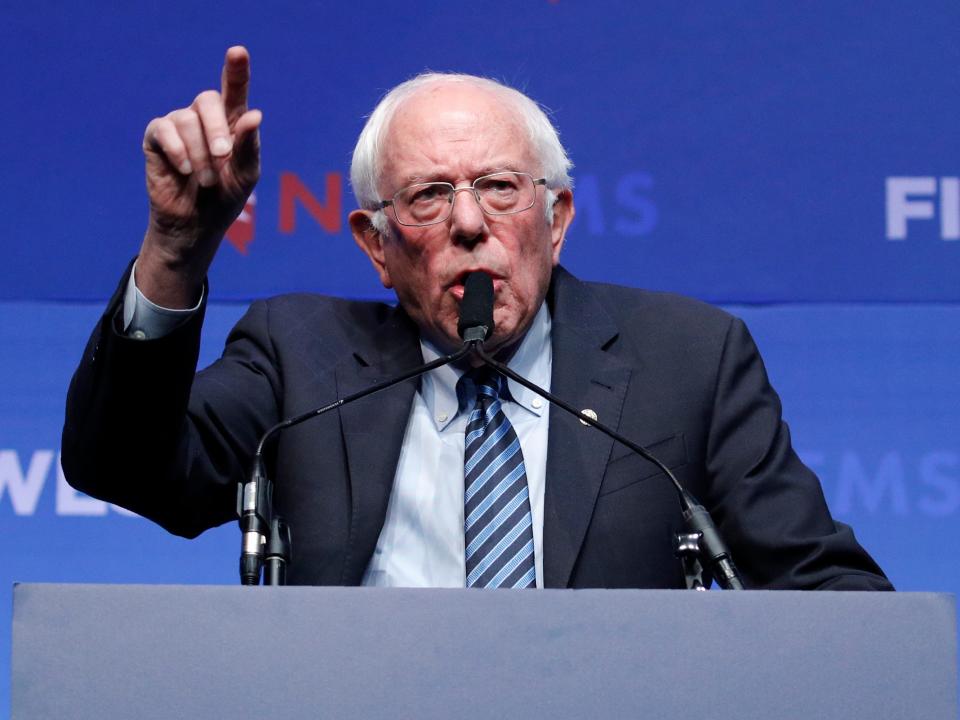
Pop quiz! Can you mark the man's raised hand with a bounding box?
[137,46,261,308]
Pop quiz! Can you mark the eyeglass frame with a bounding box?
[377,171,548,227]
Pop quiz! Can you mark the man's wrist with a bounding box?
[123,259,203,339]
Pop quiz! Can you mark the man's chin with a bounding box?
[425,327,509,355]
[425,312,527,357]
[481,323,527,360]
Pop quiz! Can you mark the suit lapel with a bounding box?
[543,268,632,587]
[335,305,422,584]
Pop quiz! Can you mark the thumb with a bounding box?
[232,108,262,178]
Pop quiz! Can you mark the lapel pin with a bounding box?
[579,408,598,426]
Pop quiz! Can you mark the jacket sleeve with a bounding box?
[703,316,893,590]
[61,263,282,538]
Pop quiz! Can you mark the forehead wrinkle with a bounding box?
[381,85,535,191]
[401,162,529,186]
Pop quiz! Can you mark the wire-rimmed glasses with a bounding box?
[378,171,547,227]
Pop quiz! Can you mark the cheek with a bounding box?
[402,232,448,278]
[513,230,555,295]
[384,236,434,293]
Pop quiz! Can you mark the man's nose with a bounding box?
[448,186,487,246]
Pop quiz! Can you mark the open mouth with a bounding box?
[449,269,502,300]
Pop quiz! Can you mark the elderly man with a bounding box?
[62,47,891,590]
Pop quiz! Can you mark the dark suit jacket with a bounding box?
[62,265,891,590]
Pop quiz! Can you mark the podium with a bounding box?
[11,584,957,719]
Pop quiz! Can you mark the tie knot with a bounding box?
[459,366,504,406]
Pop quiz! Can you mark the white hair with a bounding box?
[350,72,573,233]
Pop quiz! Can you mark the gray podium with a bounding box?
[11,584,957,719]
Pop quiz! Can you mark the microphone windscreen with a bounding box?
[457,272,494,340]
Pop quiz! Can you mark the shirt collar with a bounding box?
[419,301,553,432]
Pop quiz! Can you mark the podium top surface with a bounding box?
[11,584,958,720]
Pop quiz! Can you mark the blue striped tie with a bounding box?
[461,367,536,589]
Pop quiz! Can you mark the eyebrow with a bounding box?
[402,163,525,185]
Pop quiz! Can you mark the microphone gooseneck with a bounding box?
[239,270,741,590]
[468,318,744,590]
[238,274,492,585]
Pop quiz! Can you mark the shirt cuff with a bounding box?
[122,260,204,339]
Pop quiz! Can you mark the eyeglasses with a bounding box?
[378,171,547,227]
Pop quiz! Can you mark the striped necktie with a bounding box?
[461,367,537,588]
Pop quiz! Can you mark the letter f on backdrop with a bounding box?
[886,177,960,240]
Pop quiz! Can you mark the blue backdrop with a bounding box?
[2,2,958,715]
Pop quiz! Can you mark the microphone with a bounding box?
[458,272,494,342]
[237,273,491,585]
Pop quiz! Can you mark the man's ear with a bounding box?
[349,209,393,289]
[549,188,575,265]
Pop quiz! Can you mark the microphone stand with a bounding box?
[237,341,477,586]
[473,345,744,591]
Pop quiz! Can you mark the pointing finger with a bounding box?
[221,45,250,121]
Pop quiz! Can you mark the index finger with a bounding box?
[221,45,250,119]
